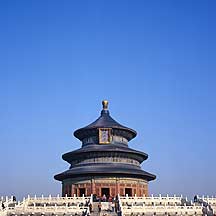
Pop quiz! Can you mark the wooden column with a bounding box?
[136,180,138,196]
[91,178,96,195]
[116,178,119,195]
[71,184,75,196]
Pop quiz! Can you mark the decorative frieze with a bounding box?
[70,152,140,167]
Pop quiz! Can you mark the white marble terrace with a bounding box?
[1,194,216,216]
[118,194,216,216]
[0,194,92,216]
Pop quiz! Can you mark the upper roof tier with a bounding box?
[74,100,137,142]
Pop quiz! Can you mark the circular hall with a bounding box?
[54,101,156,198]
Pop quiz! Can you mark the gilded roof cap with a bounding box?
[102,100,108,110]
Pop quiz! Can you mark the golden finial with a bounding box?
[102,100,108,110]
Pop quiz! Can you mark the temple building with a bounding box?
[54,100,156,198]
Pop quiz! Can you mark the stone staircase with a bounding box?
[90,202,118,216]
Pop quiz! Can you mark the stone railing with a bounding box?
[120,205,203,216]
[0,195,92,216]
[0,196,15,210]
[198,196,216,206]
[118,195,215,216]
[120,194,183,206]
[196,196,216,214]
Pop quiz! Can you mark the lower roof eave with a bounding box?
[54,171,156,182]
[62,144,148,163]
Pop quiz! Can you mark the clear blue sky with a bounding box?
[0,0,216,200]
